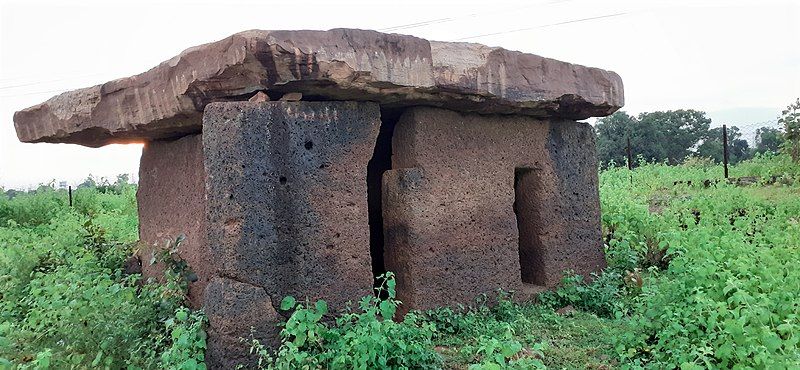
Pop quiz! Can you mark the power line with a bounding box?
[0,88,70,99]
[0,78,87,91]
[729,119,780,132]
[380,16,461,32]
[379,0,576,33]
[451,12,629,41]
[3,1,603,95]
[0,73,107,89]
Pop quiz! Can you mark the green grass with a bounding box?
[2,154,800,369]
[598,158,800,369]
[531,311,627,369]
[0,184,204,369]
[429,304,627,369]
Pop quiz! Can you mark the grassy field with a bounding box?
[1,153,799,369]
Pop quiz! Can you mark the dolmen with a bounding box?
[13,28,624,367]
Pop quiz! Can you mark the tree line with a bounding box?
[594,98,799,167]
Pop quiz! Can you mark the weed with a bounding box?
[251,272,441,369]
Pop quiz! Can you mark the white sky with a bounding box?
[1,0,798,189]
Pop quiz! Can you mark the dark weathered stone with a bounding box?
[204,277,281,369]
[137,134,211,307]
[202,101,379,312]
[13,28,623,147]
[382,107,605,312]
[13,26,622,370]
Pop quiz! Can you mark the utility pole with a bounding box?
[626,137,633,171]
[722,124,729,179]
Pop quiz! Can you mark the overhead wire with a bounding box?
[451,12,629,41]
[3,0,624,99]
[378,0,576,33]
[0,72,107,90]
[0,88,71,99]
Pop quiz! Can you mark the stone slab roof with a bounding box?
[13,28,624,147]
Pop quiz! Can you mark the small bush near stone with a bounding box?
[0,183,204,369]
[160,308,208,370]
[249,272,441,370]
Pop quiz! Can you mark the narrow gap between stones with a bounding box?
[514,167,546,286]
[367,107,403,293]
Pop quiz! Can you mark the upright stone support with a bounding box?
[138,134,211,307]
[382,107,605,312]
[201,101,380,367]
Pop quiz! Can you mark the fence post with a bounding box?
[722,124,729,179]
[626,137,633,171]
[68,186,73,207]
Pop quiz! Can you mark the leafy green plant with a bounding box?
[463,326,546,370]
[0,183,206,369]
[3,155,800,369]
[602,161,800,368]
[252,272,441,370]
[161,308,208,370]
[538,271,634,319]
[147,234,200,306]
[779,98,800,162]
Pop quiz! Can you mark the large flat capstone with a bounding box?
[13,28,623,147]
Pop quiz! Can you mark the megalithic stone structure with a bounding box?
[383,107,604,314]
[13,28,623,368]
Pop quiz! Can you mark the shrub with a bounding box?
[603,162,800,368]
[462,327,546,370]
[0,186,66,227]
[0,184,204,369]
[253,272,441,370]
[160,308,208,370]
[538,271,635,319]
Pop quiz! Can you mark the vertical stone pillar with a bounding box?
[201,101,380,367]
[383,107,604,312]
[137,134,211,307]
[535,119,606,287]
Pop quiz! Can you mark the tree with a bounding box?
[595,111,637,167]
[595,109,712,166]
[779,98,800,162]
[115,174,130,186]
[78,175,97,189]
[730,137,751,164]
[754,127,783,154]
[696,126,751,164]
[637,110,711,164]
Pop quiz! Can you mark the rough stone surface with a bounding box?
[204,277,281,369]
[202,101,379,313]
[278,92,303,102]
[248,91,270,102]
[14,28,623,147]
[137,134,211,307]
[382,107,605,312]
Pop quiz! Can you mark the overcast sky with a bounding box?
[1,0,798,189]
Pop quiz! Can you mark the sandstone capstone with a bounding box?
[14,28,622,147]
